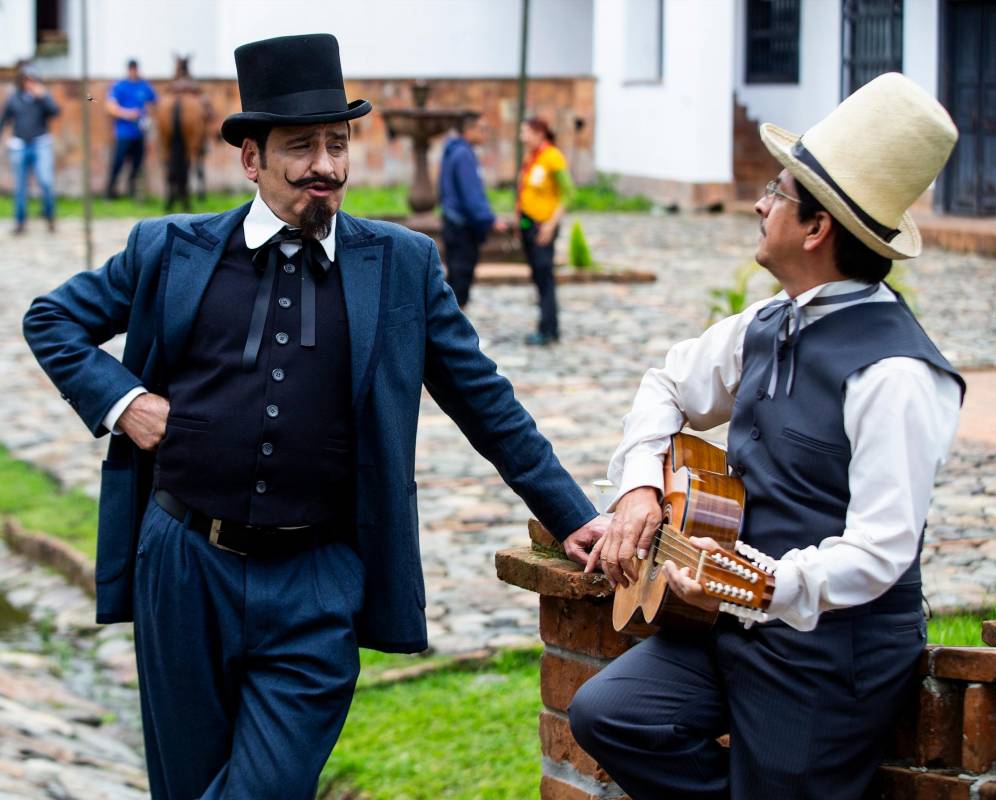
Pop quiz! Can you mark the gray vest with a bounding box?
[726,292,964,613]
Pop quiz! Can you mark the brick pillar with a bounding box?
[496,521,996,800]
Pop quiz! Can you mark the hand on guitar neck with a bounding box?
[660,537,723,612]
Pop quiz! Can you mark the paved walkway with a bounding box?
[0,210,993,798]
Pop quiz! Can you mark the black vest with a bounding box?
[726,295,964,611]
[155,227,353,526]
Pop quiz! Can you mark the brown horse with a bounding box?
[155,55,213,211]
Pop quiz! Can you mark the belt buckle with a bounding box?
[208,519,249,556]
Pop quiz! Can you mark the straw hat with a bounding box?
[759,72,958,260]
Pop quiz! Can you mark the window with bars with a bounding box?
[841,0,903,98]
[745,0,801,84]
[624,0,665,83]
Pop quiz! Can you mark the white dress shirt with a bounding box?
[102,192,338,433]
[607,280,962,631]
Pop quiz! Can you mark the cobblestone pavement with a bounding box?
[2,211,994,652]
[0,210,992,797]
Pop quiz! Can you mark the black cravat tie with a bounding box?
[756,283,881,398]
[242,227,332,371]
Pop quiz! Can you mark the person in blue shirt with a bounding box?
[105,59,157,199]
[438,114,506,307]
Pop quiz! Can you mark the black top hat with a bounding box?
[221,34,372,147]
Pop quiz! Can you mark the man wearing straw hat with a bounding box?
[23,34,604,800]
[569,73,965,799]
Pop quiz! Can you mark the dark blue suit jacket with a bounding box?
[23,204,596,652]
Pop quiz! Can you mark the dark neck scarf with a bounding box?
[242,226,332,371]
[756,283,881,398]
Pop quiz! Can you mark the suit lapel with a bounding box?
[337,212,392,407]
[160,204,250,370]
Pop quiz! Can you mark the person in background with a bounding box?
[105,59,157,199]
[517,117,573,346]
[0,63,59,234]
[438,113,506,307]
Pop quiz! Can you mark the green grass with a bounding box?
[0,446,98,558]
[928,609,994,646]
[322,648,542,800]
[0,178,652,221]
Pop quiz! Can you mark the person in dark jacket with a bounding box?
[23,34,604,800]
[438,114,506,307]
[1,64,60,234]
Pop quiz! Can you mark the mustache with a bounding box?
[284,172,347,190]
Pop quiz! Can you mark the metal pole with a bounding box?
[80,0,94,268]
[515,0,530,176]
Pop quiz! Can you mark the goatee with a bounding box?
[300,197,335,240]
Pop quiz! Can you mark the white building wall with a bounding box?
[593,0,737,184]
[2,0,593,79]
[0,1,36,67]
[734,0,841,134]
[903,0,939,100]
[735,0,941,135]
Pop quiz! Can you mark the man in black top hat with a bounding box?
[24,34,603,799]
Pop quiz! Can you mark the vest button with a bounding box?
[275,332,290,345]
[266,404,279,418]
[271,368,285,382]
[731,463,747,477]
[755,388,765,400]
[261,442,274,456]
[283,263,296,274]
[278,297,292,309]
[750,427,761,440]
[255,480,267,494]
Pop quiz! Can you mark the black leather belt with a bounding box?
[154,489,341,557]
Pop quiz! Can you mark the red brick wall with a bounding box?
[0,76,595,197]
[496,521,996,800]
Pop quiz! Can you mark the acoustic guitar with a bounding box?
[611,433,776,634]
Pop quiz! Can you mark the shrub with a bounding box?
[568,221,595,270]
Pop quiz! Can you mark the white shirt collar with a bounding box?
[243,191,337,262]
[774,279,889,314]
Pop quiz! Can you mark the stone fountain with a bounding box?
[381,81,479,214]
[379,81,522,262]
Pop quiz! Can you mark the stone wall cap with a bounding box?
[495,547,613,601]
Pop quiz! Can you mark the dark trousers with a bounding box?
[520,215,559,339]
[107,136,146,196]
[569,612,925,800]
[133,497,365,800]
[442,218,480,307]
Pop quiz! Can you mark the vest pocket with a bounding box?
[166,413,210,432]
[781,427,849,456]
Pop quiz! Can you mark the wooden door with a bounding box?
[944,2,996,217]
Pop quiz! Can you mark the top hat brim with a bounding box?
[759,122,921,260]
[221,99,372,147]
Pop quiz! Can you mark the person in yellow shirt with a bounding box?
[517,117,573,345]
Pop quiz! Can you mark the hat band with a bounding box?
[247,88,348,116]
[791,140,901,243]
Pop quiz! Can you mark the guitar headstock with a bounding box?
[697,540,776,626]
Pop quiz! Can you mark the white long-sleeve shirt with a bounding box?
[607,280,962,631]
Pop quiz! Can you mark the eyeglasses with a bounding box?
[764,180,801,205]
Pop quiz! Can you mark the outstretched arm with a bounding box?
[420,238,599,552]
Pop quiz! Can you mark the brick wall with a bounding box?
[0,76,595,197]
[496,521,996,800]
